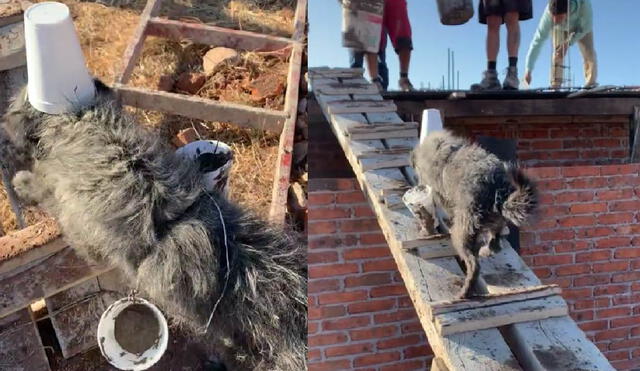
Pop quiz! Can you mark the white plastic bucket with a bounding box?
[176,140,234,195]
[24,2,95,114]
[97,297,169,371]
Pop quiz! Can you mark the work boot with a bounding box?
[502,66,520,90]
[470,70,501,91]
[398,77,415,92]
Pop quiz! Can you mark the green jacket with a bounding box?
[525,0,593,72]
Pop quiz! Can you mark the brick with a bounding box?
[610,200,640,212]
[309,221,337,235]
[594,284,629,297]
[531,140,562,150]
[575,250,611,263]
[325,343,373,357]
[309,193,335,206]
[380,360,427,371]
[308,359,351,371]
[562,166,601,177]
[308,321,318,334]
[558,215,597,228]
[363,259,397,272]
[555,191,595,203]
[377,334,423,350]
[596,189,635,201]
[593,261,629,273]
[354,206,375,217]
[340,219,382,233]
[596,307,631,319]
[309,279,341,294]
[308,251,339,264]
[595,237,632,249]
[532,267,552,278]
[310,263,359,279]
[612,272,640,283]
[535,179,565,191]
[540,229,575,241]
[600,164,640,175]
[569,202,607,214]
[309,235,358,249]
[401,320,423,334]
[309,207,351,220]
[562,288,593,300]
[374,309,417,324]
[344,247,390,260]
[532,254,573,266]
[308,178,357,192]
[309,305,347,320]
[528,167,560,179]
[360,233,387,245]
[318,290,367,305]
[307,349,321,361]
[308,333,348,347]
[404,345,433,358]
[350,325,398,340]
[370,284,408,298]
[611,316,640,328]
[520,129,550,138]
[556,264,591,276]
[567,177,608,189]
[594,328,629,341]
[614,248,640,259]
[322,315,371,331]
[571,310,594,322]
[348,299,396,314]
[573,274,610,287]
[344,273,392,288]
[336,191,366,204]
[579,320,608,332]
[354,351,401,367]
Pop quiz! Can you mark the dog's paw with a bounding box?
[478,245,493,258]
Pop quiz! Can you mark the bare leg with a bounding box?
[398,48,411,75]
[486,15,502,62]
[504,12,520,58]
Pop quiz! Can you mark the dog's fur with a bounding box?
[411,130,537,299]
[0,81,306,370]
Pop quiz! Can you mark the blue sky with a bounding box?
[309,1,640,90]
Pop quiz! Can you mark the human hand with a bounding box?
[524,70,532,85]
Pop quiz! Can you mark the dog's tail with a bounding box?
[502,165,537,227]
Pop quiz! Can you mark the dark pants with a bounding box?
[349,47,389,90]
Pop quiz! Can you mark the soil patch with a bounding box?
[113,304,160,355]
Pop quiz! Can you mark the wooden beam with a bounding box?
[631,106,640,162]
[146,18,293,52]
[0,219,63,276]
[328,99,397,114]
[0,308,50,370]
[115,84,286,133]
[115,0,162,84]
[291,0,307,42]
[268,41,304,223]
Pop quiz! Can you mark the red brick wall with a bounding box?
[308,179,433,371]
[521,164,640,370]
[447,118,630,167]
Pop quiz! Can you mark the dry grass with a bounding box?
[0,0,295,235]
[129,38,289,110]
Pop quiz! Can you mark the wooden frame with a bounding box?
[114,0,307,224]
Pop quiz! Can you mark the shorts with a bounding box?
[382,0,412,52]
[478,0,533,24]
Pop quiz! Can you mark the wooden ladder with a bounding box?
[310,67,614,371]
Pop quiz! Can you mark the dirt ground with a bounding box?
[0,0,296,236]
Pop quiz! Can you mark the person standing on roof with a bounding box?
[524,0,596,89]
[348,0,415,92]
[471,0,533,91]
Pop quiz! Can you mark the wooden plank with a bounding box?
[47,277,119,359]
[431,285,562,315]
[356,147,412,159]
[0,308,50,370]
[115,0,162,84]
[631,106,640,162]
[328,99,397,114]
[0,246,111,318]
[268,42,304,223]
[347,122,419,134]
[0,21,25,71]
[351,128,417,140]
[146,17,293,52]
[362,168,411,199]
[435,295,568,336]
[314,82,379,95]
[291,0,307,42]
[360,153,410,171]
[0,218,61,270]
[309,67,364,78]
[115,84,287,133]
[478,247,614,369]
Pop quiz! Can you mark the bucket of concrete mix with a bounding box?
[97,297,169,371]
[436,0,474,25]
[341,0,384,53]
[23,2,95,114]
[176,140,234,195]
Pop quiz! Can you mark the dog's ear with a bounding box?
[3,86,30,144]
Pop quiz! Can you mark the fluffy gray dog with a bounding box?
[0,80,306,370]
[411,130,537,299]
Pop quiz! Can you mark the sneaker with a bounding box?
[583,82,599,89]
[398,77,415,92]
[470,70,501,91]
[502,66,519,90]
